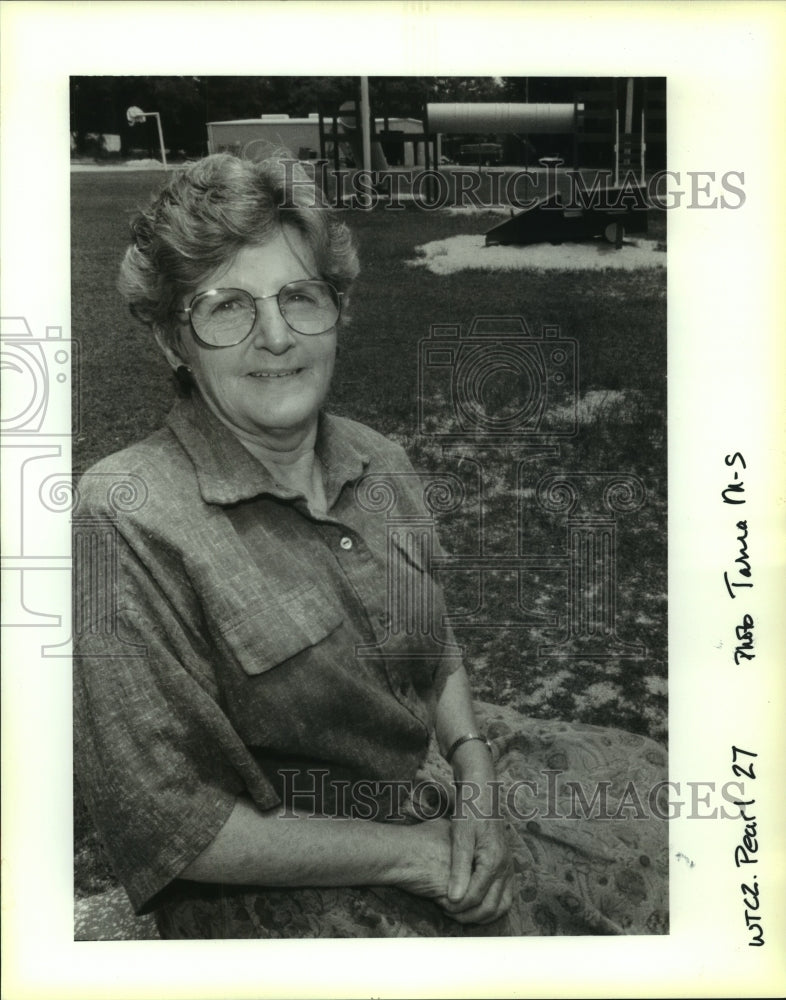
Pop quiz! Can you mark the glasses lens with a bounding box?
[191,288,255,346]
[279,280,340,334]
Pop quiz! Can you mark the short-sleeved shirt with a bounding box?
[73,393,463,914]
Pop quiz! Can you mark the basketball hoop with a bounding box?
[124,106,168,170]
[126,106,146,126]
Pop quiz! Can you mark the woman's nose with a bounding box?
[249,296,296,353]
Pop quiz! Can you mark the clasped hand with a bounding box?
[408,796,515,925]
[440,806,515,925]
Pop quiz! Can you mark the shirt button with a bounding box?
[339,536,353,550]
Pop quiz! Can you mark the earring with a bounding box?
[175,364,195,390]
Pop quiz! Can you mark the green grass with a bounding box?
[71,169,667,897]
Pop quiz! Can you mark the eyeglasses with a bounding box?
[181,280,342,347]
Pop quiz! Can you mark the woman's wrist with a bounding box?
[389,818,453,900]
[444,732,491,764]
[449,736,497,783]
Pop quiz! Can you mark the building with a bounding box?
[206,114,427,166]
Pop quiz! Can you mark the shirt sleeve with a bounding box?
[427,527,466,701]
[73,509,281,915]
[386,440,466,701]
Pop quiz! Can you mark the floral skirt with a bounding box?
[155,702,669,938]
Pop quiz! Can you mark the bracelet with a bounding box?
[444,732,492,764]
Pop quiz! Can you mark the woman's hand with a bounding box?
[440,796,515,925]
[431,663,516,924]
[397,792,514,926]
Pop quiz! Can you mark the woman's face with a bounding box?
[166,228,337,449]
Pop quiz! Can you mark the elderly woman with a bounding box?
[74,153,668,939]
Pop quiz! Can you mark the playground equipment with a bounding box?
[484,184,649,247]
[427,90,653,184]
[323,103,426,171]
[424,87,657,247]
[426,102,578,135]
[206,78,664,247]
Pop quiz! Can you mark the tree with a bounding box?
[428,77,504,103]
[70,77,117,154]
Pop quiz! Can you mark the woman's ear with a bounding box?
[338,290,351,329]
[154,326,187,372]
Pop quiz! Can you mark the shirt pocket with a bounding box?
[218,581,344,676]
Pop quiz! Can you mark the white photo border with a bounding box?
[2,2,785,998]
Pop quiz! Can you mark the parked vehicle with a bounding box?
[458,142,503,165]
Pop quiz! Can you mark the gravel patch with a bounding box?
[71,159,171,172]
[407,234,667,274]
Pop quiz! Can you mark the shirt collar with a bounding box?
[166,392,370,507]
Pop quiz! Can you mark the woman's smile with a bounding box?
[247,366,305,378]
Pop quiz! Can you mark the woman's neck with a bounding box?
[238,424,326,513]
[193,392,327,511]
[239,424,318,469]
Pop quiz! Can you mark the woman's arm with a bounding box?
[434,661,489,763]
[176,668,512,925]
[180,796,454,903]
[434,664,515,923]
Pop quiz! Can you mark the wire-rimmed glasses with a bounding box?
[181,280,342,347]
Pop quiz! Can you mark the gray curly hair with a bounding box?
[118,153,359,349]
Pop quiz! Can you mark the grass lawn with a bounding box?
[72,168,667,897]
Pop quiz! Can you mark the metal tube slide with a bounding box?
[427,103,577,134]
